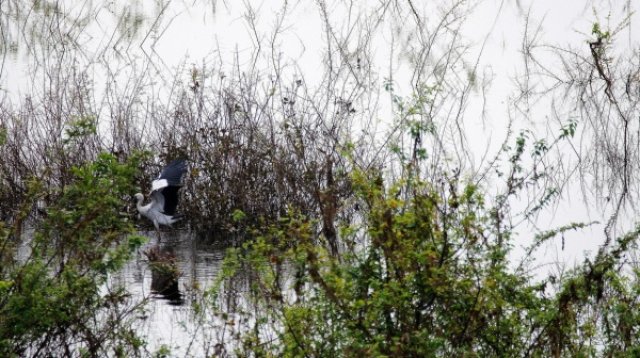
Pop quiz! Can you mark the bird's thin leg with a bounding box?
[154,222,162,244]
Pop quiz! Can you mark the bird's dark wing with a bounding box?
[151,159,187,192]
[159,159,187,186]
[160,186,180,215]
[149,159,187,215]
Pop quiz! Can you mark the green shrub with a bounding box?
[210,168,640,357]
[0,153,147,357]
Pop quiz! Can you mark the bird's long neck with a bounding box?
[136,195,147,214]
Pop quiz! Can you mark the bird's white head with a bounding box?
[134,193,144,203]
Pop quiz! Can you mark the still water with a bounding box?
[113,230,232,357]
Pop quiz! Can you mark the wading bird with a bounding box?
[135,159,187,240]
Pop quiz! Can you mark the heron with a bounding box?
[135,159,187,240]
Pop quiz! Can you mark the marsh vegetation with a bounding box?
[2,0,640,356]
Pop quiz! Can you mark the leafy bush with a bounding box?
[208,168,640,356]
[0,153,147,357]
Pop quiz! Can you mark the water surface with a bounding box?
[116,230,232,357]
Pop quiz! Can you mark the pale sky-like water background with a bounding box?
[3,0,640,355]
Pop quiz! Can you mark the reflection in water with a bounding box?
[119,230,232,356]
[145,244,183,305]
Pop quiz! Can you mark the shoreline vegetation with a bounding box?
[2,1,640,356]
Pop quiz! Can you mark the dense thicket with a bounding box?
[2,0,640,356]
